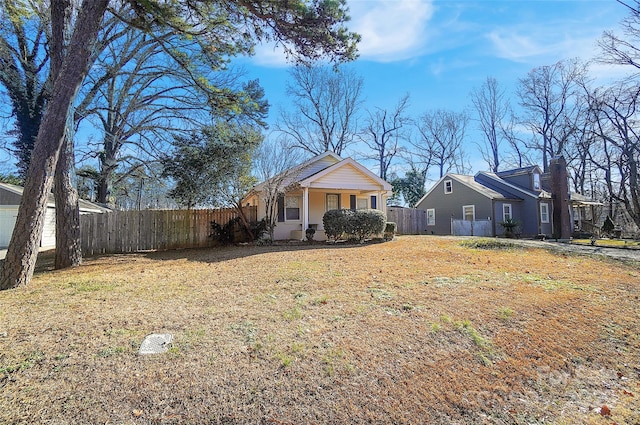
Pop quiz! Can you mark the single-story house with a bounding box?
[415,157,598,238]
[0,182,111,248]
[243,151,393,241]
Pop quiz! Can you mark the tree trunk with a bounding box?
[0,0,108,290]
[54,135,82,269]
[234,201,254,241]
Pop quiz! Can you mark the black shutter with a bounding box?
[277,195,285,222]
[371,195,377,209]
[350,195,356,210]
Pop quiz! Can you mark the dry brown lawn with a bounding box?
[1,236,639,424]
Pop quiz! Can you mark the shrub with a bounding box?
[210,217,243,244]
[251,219,269,241]
[322,209,386,242]
[498,218,519,238]
[305,227,316,242]
[323,209,348,240]
[384,222,397,240]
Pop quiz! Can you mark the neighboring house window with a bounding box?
[426,208,435,226]
[350,195,357,210]
[503,204,512,221]
[540,202,549,223]
[285,196,301,221]
[533,172,541,190]
[463,205,475,221]
[370,195,377,210]
[357,197,368,209]
[326,193,340,211]
[444,180,453,194]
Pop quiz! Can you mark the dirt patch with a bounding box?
[1,236,638,424]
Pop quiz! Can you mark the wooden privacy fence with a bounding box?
[80,207,257,256]
[386,207,428,235]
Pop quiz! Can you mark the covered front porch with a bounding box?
[287,187,389,241]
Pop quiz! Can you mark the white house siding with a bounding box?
[309,164,380,190]
[41,207,56,247]
[308,191,327,228]
[0,206,19,248]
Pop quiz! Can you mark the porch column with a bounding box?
[302,187,309,240]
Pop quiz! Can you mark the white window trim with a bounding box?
[463,205,475,221]
[326,193,340,211]
[503,204,512,222]
[444,179,453,194]
[356,197,368,210]
[540,202,550,223]
[533,172,541,190]
[284,195,301,222]
[426,208,435,226]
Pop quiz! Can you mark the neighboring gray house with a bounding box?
[0,182,110,248]
[415,164,561,238]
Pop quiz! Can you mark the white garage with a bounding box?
[0,183,109,249]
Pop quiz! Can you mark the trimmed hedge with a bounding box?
[323,209,386,241]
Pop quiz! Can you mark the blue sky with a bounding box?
[235,0,633,175]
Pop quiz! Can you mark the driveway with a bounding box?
[507,239,640,263]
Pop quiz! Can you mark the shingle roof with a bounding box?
[450,174,514,200]
[0,182,111,213]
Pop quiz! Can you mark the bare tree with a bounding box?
[470,77,510,172]
[253,138,305,242]
[277,65,363,156]
[411,109,470,179]
[588,81,640,229]
[359,94,411,180]
[500,112,534,169]
[76,24,267,206]
[598,1,640,72]
[516,58,589,171]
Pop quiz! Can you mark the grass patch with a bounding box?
[573,238,640,249]
[497,306,514,321]
[0,351,44,375]
[0,235,638,424]
[460,238,519,250]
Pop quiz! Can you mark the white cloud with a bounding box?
[486,30,549,61]
[486,17,623,66]
[349,0,434,62]
[250,42,291,68]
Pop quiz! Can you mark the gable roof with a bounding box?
[251,151,391,193]
[0,182,111,213]
[416,173,519,206]
[298,157,392,191]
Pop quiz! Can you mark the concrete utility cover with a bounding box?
[139,333,173,355]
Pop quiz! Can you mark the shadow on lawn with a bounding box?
[142,239,384,264]
[29,239,389,274]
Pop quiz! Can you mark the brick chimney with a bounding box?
[549,156,572,239]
